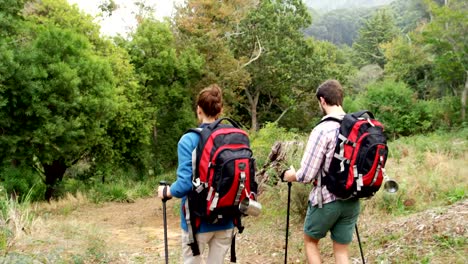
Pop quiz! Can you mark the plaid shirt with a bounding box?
[295,114,343,206]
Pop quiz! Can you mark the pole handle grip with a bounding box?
[159,181,172,202]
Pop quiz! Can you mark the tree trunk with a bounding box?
[246,87,260,132]
[152,125,158,145]
[251,103,258,132]
[43,159,67,201]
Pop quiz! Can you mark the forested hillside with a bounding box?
[304,0,395,12]
[304,0,430,46]
[0,0,466,228]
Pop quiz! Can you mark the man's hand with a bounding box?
[283,165,297,182]
[157,185,172,200]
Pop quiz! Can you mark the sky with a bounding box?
[66,0,184,36]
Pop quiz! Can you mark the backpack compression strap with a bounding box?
[184,128,203,256]
[315,116,342,208]
[184,199,200,256]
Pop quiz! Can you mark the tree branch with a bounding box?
[274,106,292,124]
[241,36,263,68]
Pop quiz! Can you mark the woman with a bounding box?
[157,84,234,263]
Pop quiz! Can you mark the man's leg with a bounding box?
[330,199,360,264]
[332,241,349,264]
[304,234,321,264]
[303,202,340,264]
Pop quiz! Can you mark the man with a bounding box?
[283,80,360,264]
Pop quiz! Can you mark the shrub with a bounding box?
[250,122,303,168]
[364,80,418,137]
[0,165,44,202]
[351,80,461,138]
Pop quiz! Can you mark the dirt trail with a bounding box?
[71,198,181,261]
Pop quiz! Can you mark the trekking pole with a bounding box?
[285,181,292,264]
[280,169,292,264]
[159,181,171,264]
[355,223,366,264]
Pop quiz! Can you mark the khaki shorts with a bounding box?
[303,199,360,244]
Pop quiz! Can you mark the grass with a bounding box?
[248,128,467,263]
[0,187,37,253]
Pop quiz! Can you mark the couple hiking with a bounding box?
[158,80,388,264]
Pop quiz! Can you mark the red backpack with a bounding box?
[185,118,258,261]
[320,110,388,202]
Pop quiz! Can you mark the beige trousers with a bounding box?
[181,228,234,264]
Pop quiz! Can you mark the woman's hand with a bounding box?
[157,185,172,200]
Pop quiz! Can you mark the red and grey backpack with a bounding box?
[319,110,388,204]
[184,117,258,262]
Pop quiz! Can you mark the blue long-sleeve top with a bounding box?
[170,124,234,233]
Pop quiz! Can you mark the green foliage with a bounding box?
[394,128,468,158]
[250,122,302,168]
[0,0,155,201]
[352,9,399,68]
[62,165,166,204]
[0,165,44,202]
[382,35,434,98]
[174,0,253,113]
[0,1,126,199]
[126,19,202,172]
[230,0,354,131]
[25,0,102,47]
[305,0,429,46]
[0,0,25,39]
[229,0,314,130]
[356,80,418,136]
[305,7,373,46]
[390,0,429,33]
[353,80,459,137]
[422,0,467,93]
[444,187,465,204]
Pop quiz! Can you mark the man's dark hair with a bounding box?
[316,80,344,106]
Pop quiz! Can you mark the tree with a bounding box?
[382,34,434,98]
[390,0,430,33]
[304,7,372,46]
[229,0,353,131]
[0,0,149,199]
[173,0,254,114]
[422,0,467,120]
[125,18,204,172]
[229,0,312,131]
[0,25,120,200]
[352,9,398,68]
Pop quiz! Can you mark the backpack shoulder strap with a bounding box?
[185,127,202,135]
[317,116,342,126]
[351,110,374,119]
[209,117,241,129]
